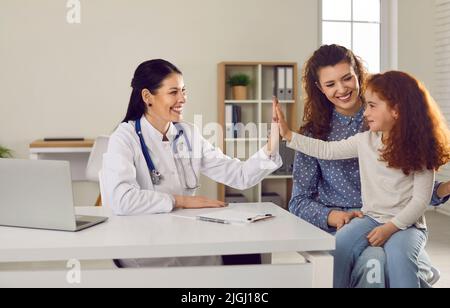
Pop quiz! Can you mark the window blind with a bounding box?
[435,0,450,181]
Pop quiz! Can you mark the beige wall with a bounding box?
[398,0,450,211]
[0,0,319,205]
[1,0,445,207]
[398,0,435,92]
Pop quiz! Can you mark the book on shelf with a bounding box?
[43,137,85,142]
[225,104,243,139]
[262,192,283,208]
[273,141,295,175]
[225,105,233,138]
[225,193,248,204]
[274,66,294,101]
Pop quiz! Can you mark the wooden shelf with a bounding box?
[225,100,296,104]
[30,139,94,148]
[225,100,259,104]
[265,175,294,180]
[218,61,299,208]
[261,100,295,104]
[225,138,262,142]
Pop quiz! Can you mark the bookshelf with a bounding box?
[217,61,299,209]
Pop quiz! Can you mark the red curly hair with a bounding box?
[367,71,450,175]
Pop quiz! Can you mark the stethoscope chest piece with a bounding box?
[136,119,199,189]
[151,170,163,186]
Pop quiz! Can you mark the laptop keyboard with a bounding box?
[76,221,91,227]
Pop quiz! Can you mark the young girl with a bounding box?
[288,44,449,288]
[276,71,450,288]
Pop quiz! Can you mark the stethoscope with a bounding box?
[135,119,200,190]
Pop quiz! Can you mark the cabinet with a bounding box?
[217,62,299,209]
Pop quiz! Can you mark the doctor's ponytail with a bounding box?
[122,59,182,123]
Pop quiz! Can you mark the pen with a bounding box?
[197,216,230,224]
[247,214,273,222]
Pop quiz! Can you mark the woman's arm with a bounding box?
[102,134,176,216]
[431,181,450,206]
[289,151,332,231]
[102,132,225,216]
[289,151,363,232]
[199,128,282,190]
[290,151,356,232]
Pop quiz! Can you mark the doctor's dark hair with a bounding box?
[122,59,182,123]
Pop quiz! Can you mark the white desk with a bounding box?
[29,140,94,181]
[0,203,335,288]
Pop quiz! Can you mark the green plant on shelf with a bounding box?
[227,74,251,87]
[228,74,251,100]
[0,145,13,158]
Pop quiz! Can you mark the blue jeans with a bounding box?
[350,247,434,288]
[350,246,386,288]
[334,216,427,288]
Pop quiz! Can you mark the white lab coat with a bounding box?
[101,116,282,267]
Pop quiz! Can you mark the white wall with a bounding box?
[0,0,319,205]
[398,0,435,91]
[3,0,445,208]
[398,0,450,211]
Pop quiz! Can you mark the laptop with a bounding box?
[0,159,108,232]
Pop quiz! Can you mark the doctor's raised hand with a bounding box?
[102,59,283,217]
[273,97,294,142]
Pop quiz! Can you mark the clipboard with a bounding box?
[196,209,275,225]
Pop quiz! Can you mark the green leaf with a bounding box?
[0,145,13,158]
[227,74,251,87]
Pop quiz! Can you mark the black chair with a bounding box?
[222,254,262,265]
[114,255,262,268]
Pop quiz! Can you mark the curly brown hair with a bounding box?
[300,44,368,140]
[367,71,450,175]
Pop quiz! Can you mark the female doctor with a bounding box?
[101,59,282,267]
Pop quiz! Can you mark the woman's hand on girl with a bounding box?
[174,195,228,209]
[437,180,450,199]
[273,98,294,142]
[329,210,364,230]
[367,222,400,247]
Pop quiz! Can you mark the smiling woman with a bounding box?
[300,44,367,141]
[317,63,362,116]
[132,70,186,138]
[101,59,283,268]
[122,60,184,128]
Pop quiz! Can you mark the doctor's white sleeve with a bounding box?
[198,132,283,191]
[101,136,174,216]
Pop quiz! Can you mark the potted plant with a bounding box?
[228,74,251,100]
[0,145,13,158]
